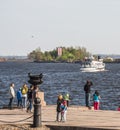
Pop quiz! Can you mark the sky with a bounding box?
[0,0,120,56]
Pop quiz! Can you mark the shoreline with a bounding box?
[1,59,120,63]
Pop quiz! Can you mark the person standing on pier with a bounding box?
[17,88,22,108]
[27,85,34,112]
[56,94,64,122]
[93,90,101,110]
[32,85,39,102]
[64,93,70,107]
[61,100,67,122]
[8,83,15,109]
[84,80,93,107]
[21,83,28,110]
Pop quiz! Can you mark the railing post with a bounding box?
[33,98,41,127]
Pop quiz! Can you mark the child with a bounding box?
[93,90,101,110]
[61,100,67,122]
[64,93,70,107]
[56,94,64,122]
[17,88,22,108]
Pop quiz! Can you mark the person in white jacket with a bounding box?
[8,83,15,109]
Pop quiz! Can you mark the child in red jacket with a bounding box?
[61,100,67,122]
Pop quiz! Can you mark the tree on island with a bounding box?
[28,46,91,62]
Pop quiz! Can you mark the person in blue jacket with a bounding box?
[17,88,22,108]
[93,90,101,110]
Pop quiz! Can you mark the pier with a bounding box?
[0,105,120,130]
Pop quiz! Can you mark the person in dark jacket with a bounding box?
[27,85,33,112]
[84,80,93,107]
[56,94,64,121]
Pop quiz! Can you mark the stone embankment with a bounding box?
[0,105,120,130]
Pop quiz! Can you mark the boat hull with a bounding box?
[80,67,105,72]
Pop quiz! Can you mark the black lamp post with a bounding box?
[28,73,43,127]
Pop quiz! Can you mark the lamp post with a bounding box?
[33,98,41,127]
[28,73,43,127]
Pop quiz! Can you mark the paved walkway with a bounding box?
[0,105,120,130]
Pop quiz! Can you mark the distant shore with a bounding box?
[0,57,120,63]
[34,60,120,63]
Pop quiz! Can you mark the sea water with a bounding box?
[0,62,120,110]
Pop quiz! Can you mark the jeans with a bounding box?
[22,96,27,108]
[85,93,91,107]
[27,99,33,111]
[17,99,22,108]
[8,97,14,109]
[56,112,62,121]
[61,111,67,121]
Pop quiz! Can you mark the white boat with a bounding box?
[80,56,105,72]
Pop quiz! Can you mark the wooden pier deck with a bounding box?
[0,105,120,130]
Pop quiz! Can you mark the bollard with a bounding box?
[33,98,41,127]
